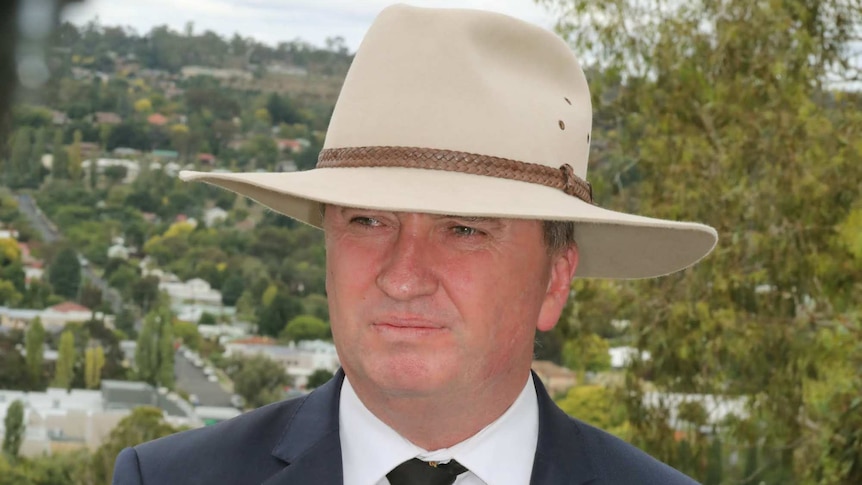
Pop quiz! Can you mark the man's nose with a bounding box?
[376,230,438,300]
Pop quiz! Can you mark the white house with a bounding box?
[224,338,340,388]
[159,278,222,306]
[203,207,228,228]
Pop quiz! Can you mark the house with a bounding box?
[223,339,340,388]
[112,147,141,157]
[52,111,68,125]
[94,112,122,125]
[40,302,93,329]
[0,302,95,331]
[107,242,129,260]
[151,149,179,160]
[609,346,651,369]
[642,391,747,432]
[531,360,577,396]
[159,278,222,306]
[265,64,308,77]
[81,158,141,183]
[0,382,201,457]
[147,113,168,126]
[24,261,44,284]
[203,207,228,228]
[276,139,303,153]
[180,66,253,81]
[79,142,101,159]
[197,153,216,165]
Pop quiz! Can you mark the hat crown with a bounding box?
[324,4,592,180]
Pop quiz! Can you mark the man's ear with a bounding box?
[536,245,578,332]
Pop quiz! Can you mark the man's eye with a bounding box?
[452,226,482,237]
[350,216,380,226]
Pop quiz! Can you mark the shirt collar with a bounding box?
[339,375,539,485]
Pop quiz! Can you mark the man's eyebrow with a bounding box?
[433,215,500,223]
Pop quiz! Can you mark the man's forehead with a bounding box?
[324,204,511,223]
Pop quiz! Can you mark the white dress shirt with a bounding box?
[339,375,539,485]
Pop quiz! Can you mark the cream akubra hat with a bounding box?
[179,4,717,279]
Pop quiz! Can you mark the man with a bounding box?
[113,4,716,484]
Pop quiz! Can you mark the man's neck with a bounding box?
[348,369,532,450]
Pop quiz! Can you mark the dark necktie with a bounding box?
[386,458,469,485]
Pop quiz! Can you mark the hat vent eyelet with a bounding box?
[564,97,572,105]
[587,133,591,143]
[559,120,566,130]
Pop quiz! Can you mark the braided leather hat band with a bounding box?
[317,146,594,205]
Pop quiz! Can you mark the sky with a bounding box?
[61,0,559,52]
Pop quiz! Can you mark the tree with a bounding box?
[89,407,179,484]
[135,304,175,388]
[556,385,628,439]
[7,128,32,188]
[562,333,611,373]
[278,315,330,343]
[173,321,202,352]
[84,345,106,389]
[306,368,334,390]
[221,274,244,306]
[68,129,84,181]
[224,354,290,408]
[257,287,303,337]
[25,317,45,390]
[103,164,128,186]
[48,247,81,299]
[537,0,862,481]
[79,281,102,311]
[51,129,69,179]
[0,333,28,390]
[30,127,47,186]
[130,275,160,312]
[52,330,76,389]
[1,400,24,458]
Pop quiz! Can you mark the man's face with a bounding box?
[323,206,576,399]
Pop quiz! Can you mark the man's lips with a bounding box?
[372,316,447,332]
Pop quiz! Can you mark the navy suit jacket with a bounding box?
[112,371,698,484]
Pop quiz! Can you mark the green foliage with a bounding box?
[52,330,76,390]
[25,318,46,390]
[89,407,180,484]
[257,289,303,337]
[562,333,611,373]
[224,354,290,408]
[0,238,25,307]
[220,273,244,306]
[135,305,175,388]
[556,385,628,439]
[278,315,330,343]
[51,129,69,180]
[306,368,334,389]
[47,247,81,300]
[173,320,202,351]
[0,333,28,390]
[2,400,25,458]
[538,0,862,481]
[84,345,105,389]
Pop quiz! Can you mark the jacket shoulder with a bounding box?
[118,395,308,485]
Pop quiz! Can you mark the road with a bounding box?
[15,193,60,243]
[174,351,234,407]
[15,193,124,315]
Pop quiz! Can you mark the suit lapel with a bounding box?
[262,370,346,485]
[530,372,598,485]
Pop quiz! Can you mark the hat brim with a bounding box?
[179,168,716,279]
